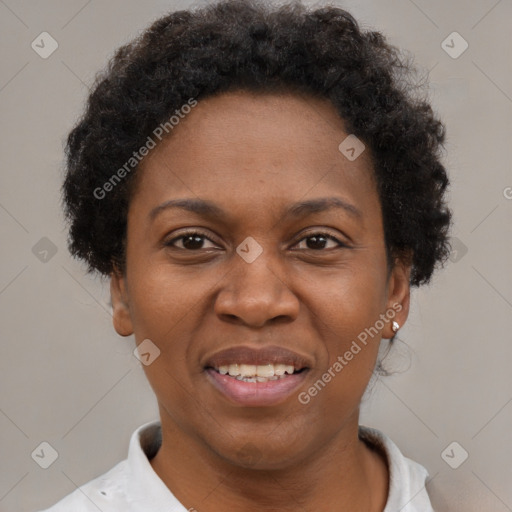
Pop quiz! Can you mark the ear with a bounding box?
[110,266,134,337]
[383,258,411,339]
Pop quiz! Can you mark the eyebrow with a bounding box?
[149,198,226,221]
[149,196,362,222]
[283,197,362,220]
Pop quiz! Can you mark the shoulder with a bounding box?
[359,425,435,512]
[37,459,130,511]
[37,420,164,512]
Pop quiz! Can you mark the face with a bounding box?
[111,91,410,469]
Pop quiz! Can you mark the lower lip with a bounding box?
[205,368,308,407]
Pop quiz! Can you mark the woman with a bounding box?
[40,0,451,510]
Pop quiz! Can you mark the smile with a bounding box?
[212,363,304,382]
[203,345,312,407]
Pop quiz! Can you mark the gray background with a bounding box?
[0,0,511,510]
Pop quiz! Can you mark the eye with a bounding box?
[293,232,346,251]
[165,230,219,250]
[165,230,346,252]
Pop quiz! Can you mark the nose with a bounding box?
[214,252,300,328]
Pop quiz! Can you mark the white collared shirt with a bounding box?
[38,420,434,511]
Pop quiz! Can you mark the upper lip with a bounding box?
[204,345,313,371]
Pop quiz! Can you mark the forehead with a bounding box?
[131,91,378,220]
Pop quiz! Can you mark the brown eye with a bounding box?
[294,233,344,250]
[166,231,218,250]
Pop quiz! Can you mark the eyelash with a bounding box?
[165,229,347,251]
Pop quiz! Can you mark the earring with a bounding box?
[392,321,400,333]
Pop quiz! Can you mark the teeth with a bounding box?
[216,363,297,378]
[256,364,274,377]
[274,364,287,376]
[239,364,257,377]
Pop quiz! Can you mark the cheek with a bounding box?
[300,255,388,338]
[297,260,388,398]
[125,268,205,407]
[126,262,208,339]
[126,259,224,381]
[130,271,206,420]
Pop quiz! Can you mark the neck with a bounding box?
[149,410,388,512]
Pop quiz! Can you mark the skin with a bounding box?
[110,90,411,511]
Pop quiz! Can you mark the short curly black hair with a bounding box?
[62,0,451,286]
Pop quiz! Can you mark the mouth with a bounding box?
[208,363,307,382]
[203,345,311,407]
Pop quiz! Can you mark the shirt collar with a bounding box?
[125,420,432,512]
[359,425,433,512]
[126,420,187,511]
